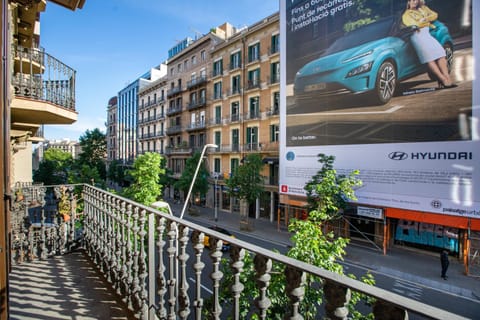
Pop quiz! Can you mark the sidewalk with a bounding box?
[168,201,480,302]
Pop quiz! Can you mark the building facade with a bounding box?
[106,96,117,163]
[138,75,168,155]
[208,13,280,220]
[116,65,166,164]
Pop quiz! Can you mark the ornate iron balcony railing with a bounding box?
[12,46,76,111]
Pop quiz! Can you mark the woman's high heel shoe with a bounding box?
[438,80,457,89]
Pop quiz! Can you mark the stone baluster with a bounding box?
[373,300,408,320]
[178,225,190,320]
[125,204,134,310]
[323,280,350,320]
[210,238,224,319]
[105,194,113,283]
[98,192,107,272]
[230,245,245,320]
[254,254,272,319]
[119,201,128,297]
[113,198,122,292]
[156,217,168,320]
[138,209,148,320]
[166,221,177,319]
[190,230,205,320]
[285,266,306,320]
[131,207,141,315]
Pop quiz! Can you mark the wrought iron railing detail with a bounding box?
[10,183,467,320]
[12,46,76,110]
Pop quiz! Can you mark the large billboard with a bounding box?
[280,0,479,218]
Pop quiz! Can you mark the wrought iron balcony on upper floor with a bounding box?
[12,45,76,111]
[8,183,463,320]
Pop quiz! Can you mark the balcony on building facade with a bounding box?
[165,145,192,155]
[186,97,207,111]
[11,46,77,125]
[267,105,280,117]
[139,97,164,111]
[229,61,242,71]
[208,117,223,127]
[187,75,208,89]
[245,79,261,91]
[138,113,165,125]
[167,86,183,98]
[8,183,461,320]
[247,54,260,64]
[166,104,183,116]
[227,86,242,97]
[166,125,183,135]
[211,68,223,78]
[139,131,165,140]
[244,142,261,152]
[212,92,223,101]
[244,110,261,121]
[269,44,280,55]
[229,113,242,123]
[268,75,280,85]
[186,121,206,132]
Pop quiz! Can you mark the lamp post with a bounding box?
[213,172,219,222]
[179,143,217,219]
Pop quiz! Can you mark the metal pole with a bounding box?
[179,144,217,219]
[214,176,218,222]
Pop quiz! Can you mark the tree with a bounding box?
[33,148,73,185]
[225,153,264,205]
[122,152,164,206]
[78,128,107,181]
[174,151,210,205]
[205,154,373,319]
[304,154,362,216]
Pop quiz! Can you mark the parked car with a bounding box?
[293,15,454,105]
[204,226,235,251]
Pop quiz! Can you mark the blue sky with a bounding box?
[41,0,279,141]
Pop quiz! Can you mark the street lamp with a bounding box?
[213,172,219,222]
[179,143,217,219]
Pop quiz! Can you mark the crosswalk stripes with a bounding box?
[392,279,423,300]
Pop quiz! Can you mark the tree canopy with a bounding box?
[33,148,73,185]
[122,152,165,206]
[225,153,264,204]
[78,128,107,180]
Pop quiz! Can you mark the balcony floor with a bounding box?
[8,249,135,320]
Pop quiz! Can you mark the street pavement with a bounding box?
[167,201,480,304]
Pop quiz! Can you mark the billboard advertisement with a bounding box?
[280,0,479,218]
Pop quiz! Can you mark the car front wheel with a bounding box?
[373,61,396,105]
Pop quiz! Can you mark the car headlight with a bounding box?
[346,62,373,78]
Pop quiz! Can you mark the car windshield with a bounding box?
[325,17,395,55]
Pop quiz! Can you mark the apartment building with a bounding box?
[164,24,235,196]
[106,96,117,163]
[116,65,166,164]
[138,75,168,155]
[208,13,280,220]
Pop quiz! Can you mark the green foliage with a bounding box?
[174,151,210,203]
[78,128,107,180]
[304,154,362,217]
[206,154,373,319]
[122,152,164,206]
[107,159,127,186]
[226,154,264,204]
[33,148,73,185]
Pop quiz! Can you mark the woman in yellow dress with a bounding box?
[402,0,454,88]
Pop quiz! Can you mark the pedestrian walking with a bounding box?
[440,250,449,280]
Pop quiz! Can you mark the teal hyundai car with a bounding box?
[293,15,454,105]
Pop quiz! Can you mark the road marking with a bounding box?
[189,277,213,294]
[393,280,423,300]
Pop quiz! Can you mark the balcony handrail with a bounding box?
[13,183,465,320]
[12,45,76,111]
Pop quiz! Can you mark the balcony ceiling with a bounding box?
[11,97,77,125]
[47,0,85,10]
